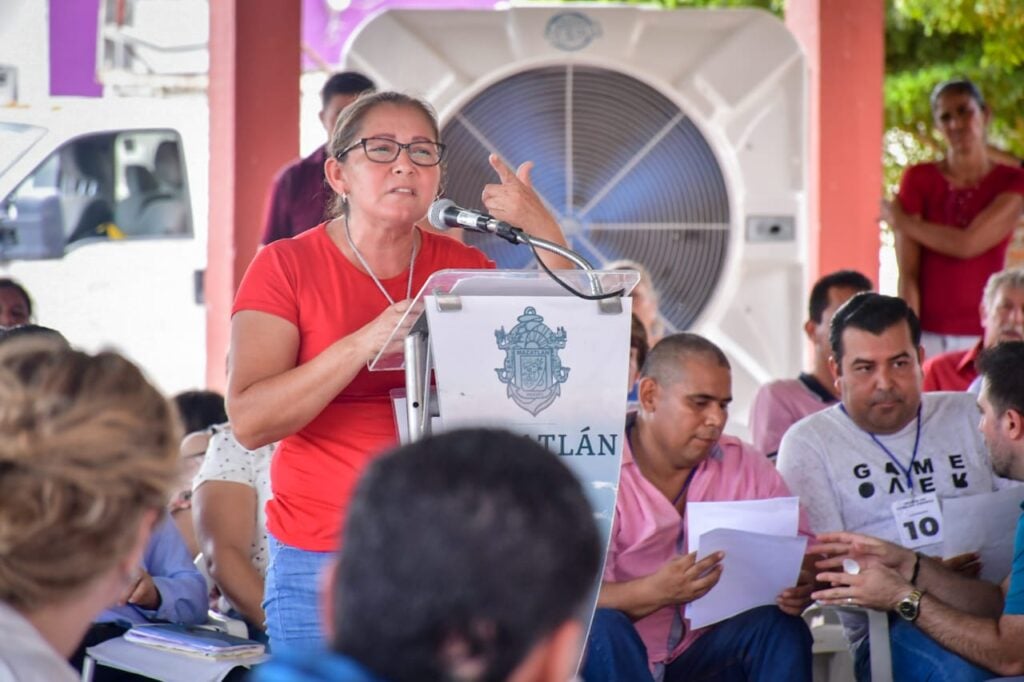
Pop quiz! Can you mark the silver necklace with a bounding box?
[342,216,417,305]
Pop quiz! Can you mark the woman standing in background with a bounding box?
[886,79,1024,358]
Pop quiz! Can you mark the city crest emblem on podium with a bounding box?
[495,306,570,416]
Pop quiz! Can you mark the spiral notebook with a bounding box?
[123,623,265,660]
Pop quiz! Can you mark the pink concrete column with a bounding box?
[786,0,885,285]
[207,0,300,389]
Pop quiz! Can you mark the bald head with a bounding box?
[641,333,730,387]
[635,333,732,468]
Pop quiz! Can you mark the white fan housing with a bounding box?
[344,5,808,438]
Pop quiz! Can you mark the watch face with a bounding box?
[897,593,920,621]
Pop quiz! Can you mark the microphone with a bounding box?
[427,199,519,242]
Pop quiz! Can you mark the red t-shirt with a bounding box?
[898,162,1024,335]
[233,224,494,551]
[921,340,981,392]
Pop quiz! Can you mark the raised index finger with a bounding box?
[488,153,517,184]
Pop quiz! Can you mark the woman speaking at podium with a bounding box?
[227,91,568,650]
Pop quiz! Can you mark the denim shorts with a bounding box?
[263,533,334,651]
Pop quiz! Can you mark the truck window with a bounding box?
[0,130,192,261]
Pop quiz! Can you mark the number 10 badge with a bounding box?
[891,493,944,550]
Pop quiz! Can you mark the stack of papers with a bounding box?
[124,624,265,660]
[685,497,807,629]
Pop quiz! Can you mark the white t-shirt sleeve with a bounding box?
[777,423,843,536]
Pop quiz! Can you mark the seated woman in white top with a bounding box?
[192,425,274,639]
[0,338,180,681]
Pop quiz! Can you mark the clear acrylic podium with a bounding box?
[368,268,639,439]
[370,266,637,535]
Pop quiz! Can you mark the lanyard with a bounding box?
[672,466,699,508]
[841,403,923,491]
[668,465,700,653]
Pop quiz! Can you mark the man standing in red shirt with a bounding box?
[260,72,375,245]
[923,266,1024,392]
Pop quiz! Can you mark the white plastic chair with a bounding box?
[804,603,892,682]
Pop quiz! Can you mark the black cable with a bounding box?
[521,232,625,301]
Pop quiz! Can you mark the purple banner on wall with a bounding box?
[302,0,497,70]
[49,0,103,96]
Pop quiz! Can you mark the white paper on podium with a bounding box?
[686,497,801,554]
[686,528,807,629]
[942,486,1024,582]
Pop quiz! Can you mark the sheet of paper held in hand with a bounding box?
[942,485,1024,583]
[685,497,805,629]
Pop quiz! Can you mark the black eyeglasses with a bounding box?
[338,137,446,167]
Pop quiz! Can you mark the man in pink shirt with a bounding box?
[583,333,814,682]
[749,270,873,458]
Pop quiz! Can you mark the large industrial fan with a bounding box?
[344,6,807,437]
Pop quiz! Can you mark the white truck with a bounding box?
[0,97,209,394]
[0,0,212,394]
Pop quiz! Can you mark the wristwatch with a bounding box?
[896,589,923,622]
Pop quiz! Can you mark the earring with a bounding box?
[341,192,349,205]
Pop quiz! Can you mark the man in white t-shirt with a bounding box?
[810,341,1024,679]
[777,292,1008,682]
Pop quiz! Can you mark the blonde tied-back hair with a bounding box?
[0,338,181,611]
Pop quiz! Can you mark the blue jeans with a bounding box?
[582,606,812,682]
[854,615,994,682]
[263,533,334,652]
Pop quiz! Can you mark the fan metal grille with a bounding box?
[441,64,731,331]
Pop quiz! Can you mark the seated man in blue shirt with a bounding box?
[70,515,207,677]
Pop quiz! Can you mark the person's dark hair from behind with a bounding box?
[172,390,227,434]
[807,270,873,323]
[829,292,921,367]
[333,428,601,682]
[0,324,68,347]
[321,71,376,109]
[977,341,1024,417]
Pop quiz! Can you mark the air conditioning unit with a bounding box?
[344,6,807,439]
